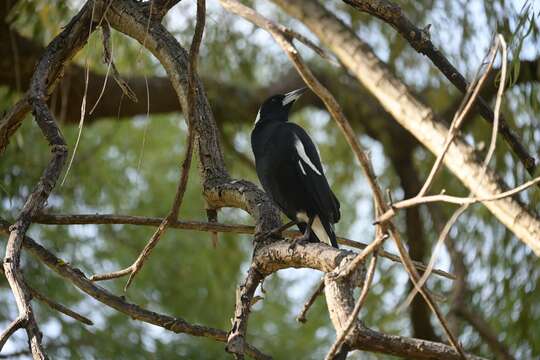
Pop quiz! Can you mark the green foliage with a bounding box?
[2,0,540,358]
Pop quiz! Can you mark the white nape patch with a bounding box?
[296,212,309,223]
[254,109,261,125]
[298,160,306,175]
[312,216,331,245]
[294,135,322,175]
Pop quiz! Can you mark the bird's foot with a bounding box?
[288,234,310,251]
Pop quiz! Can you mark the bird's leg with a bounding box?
[254,221,296,242]
[289,217,314,250]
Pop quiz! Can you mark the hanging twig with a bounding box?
[296,279,325,323]
[399,35,509,311]
[90,0,206,291]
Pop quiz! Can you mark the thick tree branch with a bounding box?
[251,241,485,360]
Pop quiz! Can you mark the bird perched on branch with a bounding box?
[251,88,340,248]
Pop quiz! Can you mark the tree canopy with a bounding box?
[1,0,540,359]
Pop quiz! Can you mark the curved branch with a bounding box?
[2,1,106,357]
[0,220,270,360]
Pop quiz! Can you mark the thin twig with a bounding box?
[29,287,94,326]
[90,19,138,115]
[60,0,98,187]
[333,232,387,280]
[399,35,509,312]
[325,252,378,360]
[0,317,25,352]
[418,41,499,197]
[33,212,456,280]
[296,279,325,323]
[90,0,206,290]
[376,173,540,224]
[0,265,93,326]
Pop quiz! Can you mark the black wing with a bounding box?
[283,122,340,224]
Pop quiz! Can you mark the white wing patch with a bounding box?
[294,135,322,176]
[298,160,306,175]
[254,109,261,125]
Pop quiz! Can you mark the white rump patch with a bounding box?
[298,160,306,175]
[294,135,322,175]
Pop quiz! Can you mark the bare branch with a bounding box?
[28,286,93,326]
[400,35,509,311]
[251,241,485,360]
[342,0,537,177]
[376,174,540,225]
[32,212,456,280]
[0,317,25,352]
[90,0,206,290]
[296,279,325,323]
[418,41,500,197]
[325,252,378,360]
[0,220,271,360]
[226,267,264,358]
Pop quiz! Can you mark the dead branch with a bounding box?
[251,241,485,360]
[400,35,509,310]
[296,279,325,323]
[418,41,500,197]
[90,0,205,290]
[226,267,264,358]
[0,317,25,352]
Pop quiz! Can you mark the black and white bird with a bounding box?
[251,88,340,248]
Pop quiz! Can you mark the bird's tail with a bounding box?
[299,216,338,248]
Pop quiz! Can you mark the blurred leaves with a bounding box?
[1,0,540,358]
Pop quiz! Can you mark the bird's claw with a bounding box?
[288,236,309,252]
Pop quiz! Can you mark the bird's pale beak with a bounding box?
[282,87,307,106]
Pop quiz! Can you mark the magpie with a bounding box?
[251,87,341,248]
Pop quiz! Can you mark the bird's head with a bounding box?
[254,87,307,126]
